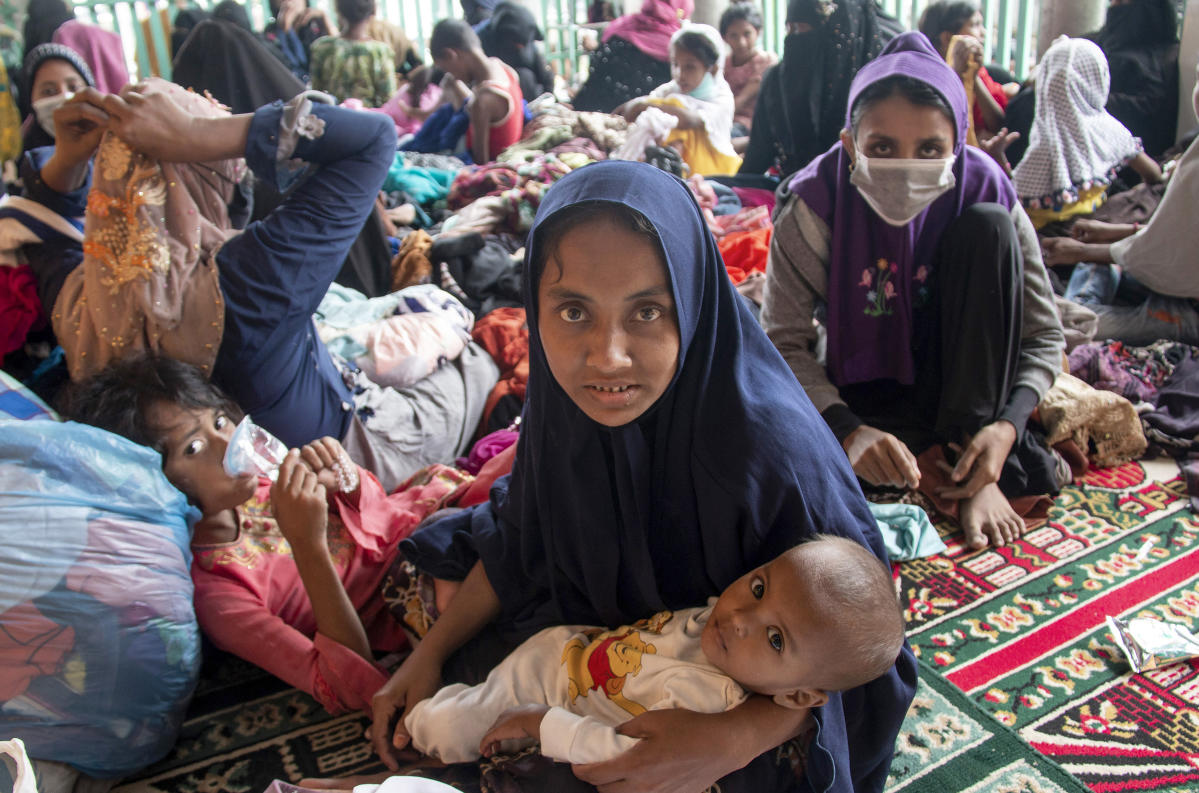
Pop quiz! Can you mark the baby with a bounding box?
[404,535,905,764]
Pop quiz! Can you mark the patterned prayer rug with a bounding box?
[900,460,1199,793]
[112,652,1084,793]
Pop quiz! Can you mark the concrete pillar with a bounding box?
[1179,2,1199,139]
[692,0,722,29]
[1037,0,1107,57]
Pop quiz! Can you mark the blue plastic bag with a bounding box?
[0,420,201,778]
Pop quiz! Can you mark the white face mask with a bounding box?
[32,92,73,139]
[849,152,957,227]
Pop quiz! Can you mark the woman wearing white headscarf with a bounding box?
[1013,37,1161,230]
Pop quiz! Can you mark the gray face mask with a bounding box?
[849,152,957,226]
[32,92,74,138]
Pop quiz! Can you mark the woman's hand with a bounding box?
[271,450,329,553]
[97,84,252,163]
[936,420,1017,500]
[1040,236,1088,266]
[370,649,444,769]
[479,704,548,757]
[1072,218,1134,244]
[40,90,110,192]
[573,709,749,793]
[947,35,983,79]
[55,92,109,164]
[842,425,920,489]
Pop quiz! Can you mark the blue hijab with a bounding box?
[404,160,915,793]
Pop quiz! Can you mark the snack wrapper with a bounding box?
[1107,615,1199,673]
[222,415,287,481]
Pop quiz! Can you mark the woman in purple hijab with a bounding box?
[762,32,1065,551]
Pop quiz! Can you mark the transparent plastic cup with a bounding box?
[222,415,288,481]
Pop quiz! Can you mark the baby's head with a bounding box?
[701,535,905,709]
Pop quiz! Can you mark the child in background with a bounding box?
[428,18,524,164]
[720,2,775,150]
[1013,37,1162,230]
[616,24,742,176]
[401,535,905,764]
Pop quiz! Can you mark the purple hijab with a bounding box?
[787,32,1016,387]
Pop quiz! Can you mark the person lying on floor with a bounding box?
[27,80,497,492]
[615,24,742,176]
[1040,61,1199,347]
[400,536,904,765]
[63,354,468,715]
[762,32,1066,551]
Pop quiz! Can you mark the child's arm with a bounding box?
[272,449,371,661]
[646,102,704,131]
[1130,151,1164,184]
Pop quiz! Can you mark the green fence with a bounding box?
[44,0,1040,85]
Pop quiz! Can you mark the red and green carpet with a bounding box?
[899,460,1199,793]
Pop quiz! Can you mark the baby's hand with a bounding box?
[271,450,328,552]
[479,704,549,757]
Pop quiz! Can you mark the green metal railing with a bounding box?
[47,0,1040,86]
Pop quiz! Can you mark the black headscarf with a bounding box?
[478,1,554,99]
[22,0,75,55]
[171,8,212,57]
[172,19,303,115]
[740,0,902,177]
[404,159,916,793]
[1087,0,1178,53]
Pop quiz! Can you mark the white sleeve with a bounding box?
[538,706,639,764]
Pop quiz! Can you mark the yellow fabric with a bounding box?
[0,59,19,164]
[648,96,742,177]
[1027,185,1107,229]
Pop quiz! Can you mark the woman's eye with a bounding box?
[921,147,945,158]
[184,439,204,456]
[768,627,784,652]
[637,306,663,321]
[558,306,585,322]
[214,415,228,430]
[750,577,765,599]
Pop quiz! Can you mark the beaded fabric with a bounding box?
[53,78,246,380]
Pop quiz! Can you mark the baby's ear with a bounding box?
[772,687,828,710]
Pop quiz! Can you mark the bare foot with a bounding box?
[959,482,1025,549]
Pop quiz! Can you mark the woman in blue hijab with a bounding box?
[371,159,915,793]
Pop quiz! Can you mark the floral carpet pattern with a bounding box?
[900,461,1199,793]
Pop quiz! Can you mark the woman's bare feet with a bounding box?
[959,481,1024,549]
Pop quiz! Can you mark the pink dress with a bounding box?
[723,50,776,130]
[190,464,469,713]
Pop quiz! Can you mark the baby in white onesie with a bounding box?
[403,534,905,765]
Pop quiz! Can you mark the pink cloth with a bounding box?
[602,0,693,62]
[456,429,519,474]
[379,83,443,137]
[53,21,129,94]
[190,465,469,714]
[723,50,775,129]
[731,186,775,213]
[0,265,44,358]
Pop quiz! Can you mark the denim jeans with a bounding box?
[1065,263,1199,346]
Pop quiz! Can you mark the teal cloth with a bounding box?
[383,153,456,204]
[314,283,401,359]
[868,502,946,561]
